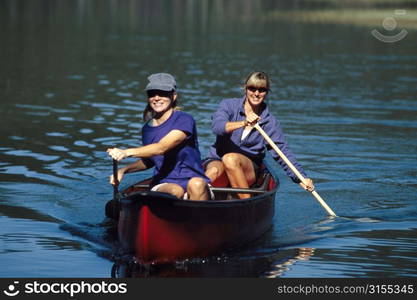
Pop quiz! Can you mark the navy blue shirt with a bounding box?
[208,97,306,183]
[142,110,209,190]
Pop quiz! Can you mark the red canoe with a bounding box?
[107,167,278,265]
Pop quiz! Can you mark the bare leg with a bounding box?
[222,153,256,199]
[205,160,229,187]
[155,183,185,199]
[187,177,209,201]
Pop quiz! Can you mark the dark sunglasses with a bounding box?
[147,90,173,98]
[246,86,268,93]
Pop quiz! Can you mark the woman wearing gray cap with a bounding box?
[107,73,211,201]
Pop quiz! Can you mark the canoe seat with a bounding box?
[209,171,273,200]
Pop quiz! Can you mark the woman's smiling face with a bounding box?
[147,90,176,114]
[245,85,268,107]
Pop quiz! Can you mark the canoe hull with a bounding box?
[117,190,276,265]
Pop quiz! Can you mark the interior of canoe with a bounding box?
[122,170,277,201]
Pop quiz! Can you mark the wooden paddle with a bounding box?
[112,159,120,198]
[105,159,121,219]
[254,123,337,217]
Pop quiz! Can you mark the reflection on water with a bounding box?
[263,248,316,278]
[109,248,316,278]
[1,0,417,277]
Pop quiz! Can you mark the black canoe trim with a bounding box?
[130,184,266,194]
[120,188,277,209]
[129,173,274,196]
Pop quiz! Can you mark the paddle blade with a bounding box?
[105,199,120,220]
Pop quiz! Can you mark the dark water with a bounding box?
[1,0,417,278]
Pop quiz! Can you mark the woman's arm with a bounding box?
[121,159,151,174]
[224,111,260,133]
[212,99,260,134]
[224,120,247,133]
[107,129,188,161]
[264,116,307,182]
[109,159,151,185]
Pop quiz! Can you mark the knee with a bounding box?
[222,153,240,169]
[187,177,207,193]
[206,165,221,181]
[168,185,185,198]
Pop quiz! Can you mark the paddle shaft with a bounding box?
[254,124,337,217]
[112,159,119,198]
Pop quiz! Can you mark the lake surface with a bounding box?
[1,0,417,278]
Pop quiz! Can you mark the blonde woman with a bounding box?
[204,71,314,199]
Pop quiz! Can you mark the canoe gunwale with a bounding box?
[120,187,278,208]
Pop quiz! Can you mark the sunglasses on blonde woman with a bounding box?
[246,86,268,93]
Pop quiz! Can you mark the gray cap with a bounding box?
[145,73,177,91]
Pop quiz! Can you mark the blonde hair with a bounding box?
[244,71,270,90]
